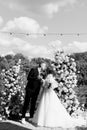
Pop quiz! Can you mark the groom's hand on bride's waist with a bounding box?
[41,78,45,83]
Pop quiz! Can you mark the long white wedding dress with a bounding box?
[32,74,86,128]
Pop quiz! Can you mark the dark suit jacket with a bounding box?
[26,67,41,93]
[26,67,52,93]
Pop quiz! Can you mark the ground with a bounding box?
[0,120,87,130]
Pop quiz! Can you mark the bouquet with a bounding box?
[44,74,58,89]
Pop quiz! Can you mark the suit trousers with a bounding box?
[22,89,40,118]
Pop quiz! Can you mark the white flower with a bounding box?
[14,73,17,76]
[10,89,13,92]
[71,58,75,62]
[68,107,72,111]
[2,69,5,72]
[65,56,69,62]
[3,92,6,95]
[72,62,76,67]
[63,103,67,108]
[59,82,63,86]
[11,77,15,81]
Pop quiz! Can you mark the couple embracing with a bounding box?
[21,62,86,128]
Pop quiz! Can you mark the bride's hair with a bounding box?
[47,69,56,77]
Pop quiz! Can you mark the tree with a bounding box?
[71,52,87,108]
[0,57,9,71]
[14,53,30,76]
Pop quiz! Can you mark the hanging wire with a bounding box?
[0,31,87,36]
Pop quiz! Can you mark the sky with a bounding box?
[0,0,87,59]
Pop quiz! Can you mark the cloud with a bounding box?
[0,33,87,60]
[0,16,3,26]
[44,0,77,18]
[0,33,50,59]
[1,51,15,57]
[2,17,48,37]
[0,0,79,18]
[48,40,87,54]
[44,3,59,18]
[0,0,25,11]
[72,41,87,52]
[8,2,24,11]
[0,16,50,59]
[63,41,87,53]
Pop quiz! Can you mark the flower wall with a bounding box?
[0,52,85,119]
[0,59,26,119]
[52,51,84,117]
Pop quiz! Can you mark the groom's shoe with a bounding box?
[28,117,33,122]
[29,118,33,121]
[21,118,27,124]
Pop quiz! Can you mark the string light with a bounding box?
[26,33,30,36]
[43,33,46,36]
[10,32,13,35]
[0,31,87,36]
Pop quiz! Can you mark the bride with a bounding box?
[32,70,86,128]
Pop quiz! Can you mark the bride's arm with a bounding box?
[41,79,50,89]
[51,78,58,89]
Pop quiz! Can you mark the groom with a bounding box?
[21,62,48,124]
